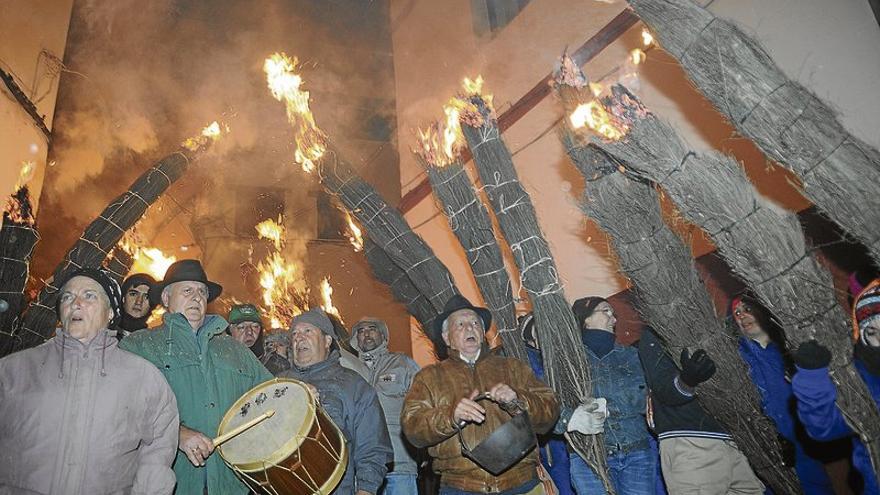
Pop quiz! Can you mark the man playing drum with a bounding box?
[279,308,393,495]
[121,260,273,494]
[401,295,560,494]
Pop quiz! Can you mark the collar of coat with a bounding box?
[54,327,118,350]
[162,311,228,344]
[447,341,492,365]
[293,348,342,374]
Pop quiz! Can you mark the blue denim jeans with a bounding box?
[570,447,656,495]
[379,473,418,495]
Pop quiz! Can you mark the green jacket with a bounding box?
[120,312,272,495]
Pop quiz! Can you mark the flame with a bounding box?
[641,28,654,47]
[182,120,226,151]
[256,216,285,250]
[3,186,34,226]
[570,101,626,141]
[320,277,341,322]
[130,247,177,280]
[344,212,364,252]
[462,75,484,95]
[630,48,646,65]
[589,82,604,97]
[18,161,36,188]
[258,251,298,327]
[146,306,166,328]
[264,52,327,173]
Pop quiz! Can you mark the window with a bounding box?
[471,0,532,36]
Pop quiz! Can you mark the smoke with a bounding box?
[35,0,398,302]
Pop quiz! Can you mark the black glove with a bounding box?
[679,348,716,387]
[794,340,832,369]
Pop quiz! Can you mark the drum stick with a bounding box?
[213,409,275,447]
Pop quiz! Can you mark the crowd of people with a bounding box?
[0,257,878,495]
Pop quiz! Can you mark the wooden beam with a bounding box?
[397,9,638,214]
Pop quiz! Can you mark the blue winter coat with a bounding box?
[792,359,880,495]
[525,346,574,495]
[739,338,834,495]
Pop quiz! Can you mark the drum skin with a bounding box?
[218,378,348,495]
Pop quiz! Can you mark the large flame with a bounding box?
[130,247,178,280]
[344,212,364,252]
[569,100,627,141]
[257,251,298,328]
[182,120,226,151]
[256,216,285,250]
[320,277,341,322]
[415,75,490,166]
[264,52,327,173]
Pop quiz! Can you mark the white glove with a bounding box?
[567,398,608,435]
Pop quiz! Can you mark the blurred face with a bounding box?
[266,337,290,357]
[162,281,207,330]
[443,309,485,359]
[59,276,113,342]
[584,302,616,333]
[355,322,384,352]
[230,321,262,348]
[863,320,880,347]
[291,322,332,367]
[123,284,151,319]
[733,300,767,340]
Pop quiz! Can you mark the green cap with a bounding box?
[228,303,264,326]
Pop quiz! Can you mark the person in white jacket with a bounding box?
[0,268,179,495]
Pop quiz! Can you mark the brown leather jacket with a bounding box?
[401,346,559,492]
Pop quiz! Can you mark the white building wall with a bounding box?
[0,0,74,212]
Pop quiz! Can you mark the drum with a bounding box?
[217,378,348,495]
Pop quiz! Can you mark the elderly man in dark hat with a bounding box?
[401,295,559,494]
[0,268,179,494]
[120,259,272,495]
[279,308,393,495]
[115,272,158,338]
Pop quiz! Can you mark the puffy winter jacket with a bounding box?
[279,349,393,494]
[792,359,880,495]
[350,319,421,475]
[0,329,179,495]
[402,345,559,493]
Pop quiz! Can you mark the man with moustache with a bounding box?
[279,308,393,495]
[0,268,179,494]
[116,273,158,337]
[350,317,421,494]
[121,260,272,495]
[401,295,560,494]
[228,303,290,375]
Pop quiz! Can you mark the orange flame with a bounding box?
[258,251,298,329]
[344,212,364,252]
[182,120,226,151]
[320,277,341,322]
[569,101,627,141]
[264,52,327,173]
[256,216,285,250]
[129,247,178,280]
[641,28,654,47]
[630,48,646,65]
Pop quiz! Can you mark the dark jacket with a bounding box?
[525,346,573,495]
[637,328,730,440]
[279,349,393,494]
[402,345,559,493]
[792,358,880,495]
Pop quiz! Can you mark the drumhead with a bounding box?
[218,378,315,468]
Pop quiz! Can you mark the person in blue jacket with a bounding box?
[518,313,575,495]
[730,294,834,495]
[792,280,880,495]
[555,297,655,495]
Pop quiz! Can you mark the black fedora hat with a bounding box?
[150,259,223,306]
[432,294,492,339]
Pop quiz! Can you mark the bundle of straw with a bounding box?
[627,0,880,266]
[458,95,611,491]
[318,145,459,320]
[419,157,525,362]
[555,69,800,493]
[590,84,880,475]
[14,130,220,352]
[103,245,135,285]
[363,237,439,343]
[0,187,40,355]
